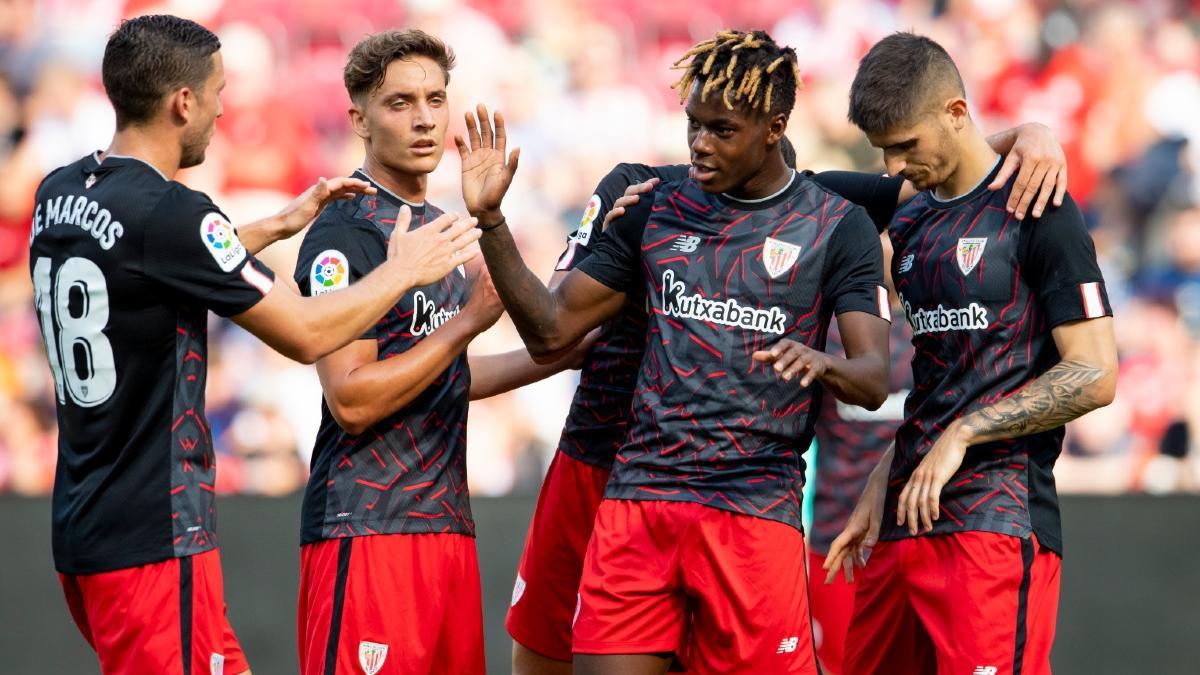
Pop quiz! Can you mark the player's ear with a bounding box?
[766,112,788,145]
[946,97,969,132]
[169,86,192,126]
[348,104,370,140]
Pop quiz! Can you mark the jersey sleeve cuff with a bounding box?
[1040,280,1112,327]
[835,284,893,322]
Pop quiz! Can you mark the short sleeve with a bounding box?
[1018,193,1112,327]
[574,185,652,294]
[295,216,384,339]
[822,207,890,320]
[556,163,658,272]
[808,171,903,233]
[142,185,275,317]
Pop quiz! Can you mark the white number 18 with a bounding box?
[33,256,116,407]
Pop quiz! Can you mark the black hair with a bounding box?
[102,15,221,129]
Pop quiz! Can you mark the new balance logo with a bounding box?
[776,637,799,654]
[899,253,915,273]
[671,234,701,253]
[973,667,998,675]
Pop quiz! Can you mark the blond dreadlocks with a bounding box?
[671,29,803,115]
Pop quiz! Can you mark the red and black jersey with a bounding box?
[294,171,472,544]
[554,165,903,472]
[884,161,1112,554]
[30,153,275,574]
[553,163,688,469]
[576,172,890,532]
[810,317,913,554]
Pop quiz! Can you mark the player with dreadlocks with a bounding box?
[460,26,1068,675]
[458,28,886,674]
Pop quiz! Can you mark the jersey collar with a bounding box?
[100,153,170,182]
[353,168,425,209]
[716,170,801,211]
[927,155,1003,210]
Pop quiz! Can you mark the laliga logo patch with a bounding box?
[358,641,388,675]
[763,237,801,279]
[209,653,224,675]
[572,193,601,245]
[311,249,348,295]
[956,237,987,276]
[200,212,246,272]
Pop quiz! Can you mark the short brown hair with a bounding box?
[343,30,456,105]
[848,32,965,135]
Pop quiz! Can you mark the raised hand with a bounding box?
[279,176,377,239]
[387,206,482,286]
[455,103,520,224]
[988,123,1067,220]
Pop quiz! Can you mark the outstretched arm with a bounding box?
[468,330,595,400]
[237,176,376,255]
[315,266,504,435]
[233,209,481,364]
[455,104,628,356]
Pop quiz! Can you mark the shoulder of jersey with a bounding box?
[796,172,872,219]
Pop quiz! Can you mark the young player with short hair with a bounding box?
[294,30,585,675]
[828,32,1118,675]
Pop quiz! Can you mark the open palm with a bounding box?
[456,103,520,219]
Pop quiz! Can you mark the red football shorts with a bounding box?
[573,499,819,674]
[506,452,611,662]
[297,532,485,675]
[844,531,1061,675]
[58,548,248,675]
[807,549,855,674]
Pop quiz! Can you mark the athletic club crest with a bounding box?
[956,237,987,276]
[358,641,388,675]
[762,237,801,279]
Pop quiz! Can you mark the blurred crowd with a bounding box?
[1,0,1199,497]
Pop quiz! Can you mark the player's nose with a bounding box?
[885,156,906,178]
[412,101,434,129]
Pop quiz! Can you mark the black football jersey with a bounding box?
[552,163,688,469]
[810,316,913,554]
[576,172,890,531]
[294,171,473,544]
[883,161,1112,554]
[553,166,903,473]
[30,153,275,574]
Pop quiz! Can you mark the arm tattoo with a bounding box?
[960,359,1106,442]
